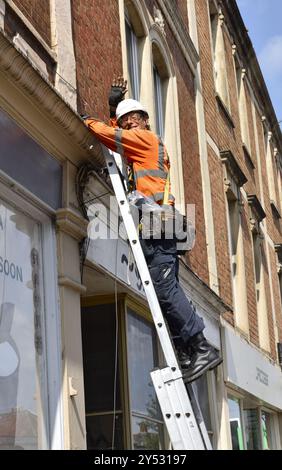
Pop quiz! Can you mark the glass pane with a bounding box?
[125,21,139,100]
[81,304,121,413]
[0,108,62,209]
[193,374,212,433]
[132,415,164,450]
[153,67,164,138]
[127,309,161,420]
[261,411,274,450]
[244,408,261,450]
[86,413,123,450]
[228,397,244,450]
[0,201,46,449]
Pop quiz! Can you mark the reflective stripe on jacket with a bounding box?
[85,119,175,205]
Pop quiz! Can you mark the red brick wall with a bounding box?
[72,0,122,118]
[12,0,51,46]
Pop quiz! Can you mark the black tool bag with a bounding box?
[140,206,194,255]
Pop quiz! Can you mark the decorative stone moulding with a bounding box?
[220,150,248,188]
[247,194,266,235]
[153,6,166,36]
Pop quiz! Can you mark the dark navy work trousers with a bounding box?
[140,238,205,345]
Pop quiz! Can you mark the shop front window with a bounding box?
[127,309,164,449]
[244,408,261,450]
[261,410,274,450]
[228,396,244,450]
[81,303,124,450]
[193,374,213,442]
[0,200,47,449]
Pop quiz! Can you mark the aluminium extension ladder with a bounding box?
[103,146,212,450]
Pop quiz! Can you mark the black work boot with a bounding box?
[172,336,191,369]
[182,332,222,383]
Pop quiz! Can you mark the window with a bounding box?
[279,267,282,308]
[125,17,140,100]
[228,396,244,450]
[0,199,49,449]
[275,151,282,215]
[266,136,279,212]
[209,5,230,110]
[227,196,249,333]
[275,245,282,309]
[261,410,276,450]
[153,65,164,138]
[152,40,169,140]
[126,309,165,450]
[221,150,249,334]
[244,408,261,450]
[235,62,251,154]
[81,303,124,450]
[0,109,62,210]
[193,374,213,442]
[252,230,270,352]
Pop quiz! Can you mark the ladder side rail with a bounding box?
[151,368,206,450]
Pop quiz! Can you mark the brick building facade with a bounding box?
[0,0,281,450]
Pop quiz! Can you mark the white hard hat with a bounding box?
[116,99,148,122]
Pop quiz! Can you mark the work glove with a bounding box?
[108,76,128,108]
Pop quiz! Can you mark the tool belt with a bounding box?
[140,207,194,254]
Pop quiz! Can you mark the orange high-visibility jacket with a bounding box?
[85,118,175,205]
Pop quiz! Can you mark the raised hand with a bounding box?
[109,76,128,108]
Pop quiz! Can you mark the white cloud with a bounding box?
[259,35,282,77]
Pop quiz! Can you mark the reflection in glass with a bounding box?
[244,408,261,450]
[125,20,140,100]
[81,303,123,449]
[0,108,62,209]
[127,310,164,449]
[132,415,164,450]
[193,374,212,432]
[228,397,244,450]
[261,411,273,450]
[0,201,46,449]
[86,413,123,450]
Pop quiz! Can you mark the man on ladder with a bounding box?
[82,81,222,384]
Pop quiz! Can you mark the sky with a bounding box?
[236,0,282,127]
